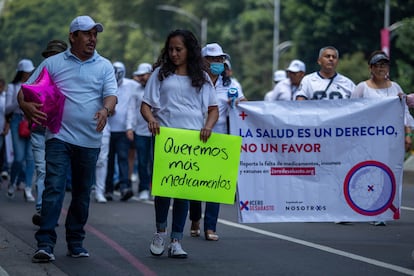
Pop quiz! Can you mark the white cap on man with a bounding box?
[273,70,287,82]
[286,59,306,73]
[17,59,35,73]
[201,43,228,57]
[69,15,103,33]
[133,63,152,76]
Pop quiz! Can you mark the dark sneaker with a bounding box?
[32,249,55,263]
[120,189,133,201]
[67,247,89,258]
[105,193,113,201]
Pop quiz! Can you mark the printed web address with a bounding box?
[271,167,315,176]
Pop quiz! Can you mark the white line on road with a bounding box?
[217,216,414,276]
[140,198,414,275]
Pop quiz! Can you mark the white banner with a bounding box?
[229,98,405,223]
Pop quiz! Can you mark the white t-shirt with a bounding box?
[352,81,414,127]
[213,75,245,134]
[142,67,217,130]
[108,77,139,132]
[269,78,298,101]
[0,92,6,132]
[294,72,355,100]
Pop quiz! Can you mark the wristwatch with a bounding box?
[104,107,112,117]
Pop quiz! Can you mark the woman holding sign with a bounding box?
[141,29,218,259]
[189,43,247,241]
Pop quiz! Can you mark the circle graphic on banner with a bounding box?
[343,160,399,218]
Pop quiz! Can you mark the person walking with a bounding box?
[0,78,8,182]
[141,29,218,258]
[29,39,68,225]
[189,43,247,241]
[294,46,355,224]
[351,50,413,226]
[295,46,355,100]
[264,70,287,101]
[17,15,117,263]
[5,59,36,202]
[126,63,153,200]
[105,61,139,202]
[268,59,306,101]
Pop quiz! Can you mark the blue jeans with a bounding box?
[155,196,188,240]
[133,134,152,192]
[35,138,99,250]
[31,129,46,210]
[189,201,220,232]
[105,132,131,193]
[10,113,34,188]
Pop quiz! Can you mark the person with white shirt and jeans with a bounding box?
[126,63,153,201]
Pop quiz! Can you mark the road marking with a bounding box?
[138,200,414,275]
[219,209,414,276]
[62,208,157,276]
[402,206,414,212]
[85,224,157,276]
[217,218,414,275]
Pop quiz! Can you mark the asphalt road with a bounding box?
[1,172,414,276]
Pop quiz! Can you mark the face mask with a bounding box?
[210,62,225,75]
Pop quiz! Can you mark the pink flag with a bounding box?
[21,67,65,133]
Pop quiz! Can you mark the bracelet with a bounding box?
[103,107,111,117]
[405,133,413,137]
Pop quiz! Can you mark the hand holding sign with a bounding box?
[152,127,242,204]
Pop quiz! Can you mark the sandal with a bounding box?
[205,230,219,241]
[190,221,200,237]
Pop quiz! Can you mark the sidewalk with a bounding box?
[0,224,67,276]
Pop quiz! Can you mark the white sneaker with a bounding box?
[130,173,138,183]
[95,193,107,203]
[24,187,35,202]
[138,190,150,201]
[371,221,386,226]
[150,232,166,256]
[1,171,9,181]
[168,240,188,259]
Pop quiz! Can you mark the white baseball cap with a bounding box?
[69,15,103,33]
[17,59,35,73]
[133,63,152,76]
[202,43,228,57]
[286,59,306,73]
[273,70,287,82]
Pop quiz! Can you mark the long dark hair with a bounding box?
[11,71,25,84]
[154,29,208,89]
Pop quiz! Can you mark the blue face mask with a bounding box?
[210,62,225,75]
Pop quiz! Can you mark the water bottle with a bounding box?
[227,87,238,108]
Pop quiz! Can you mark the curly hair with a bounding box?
[154,29,208,89]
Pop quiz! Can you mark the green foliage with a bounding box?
[336,52,367,86]
[0,0,413,100]
[394,17,414,94]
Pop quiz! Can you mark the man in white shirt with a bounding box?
[126,63,153,200]
[295,46,355,100]
[269,60,306,101]
[105,61,140,201]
